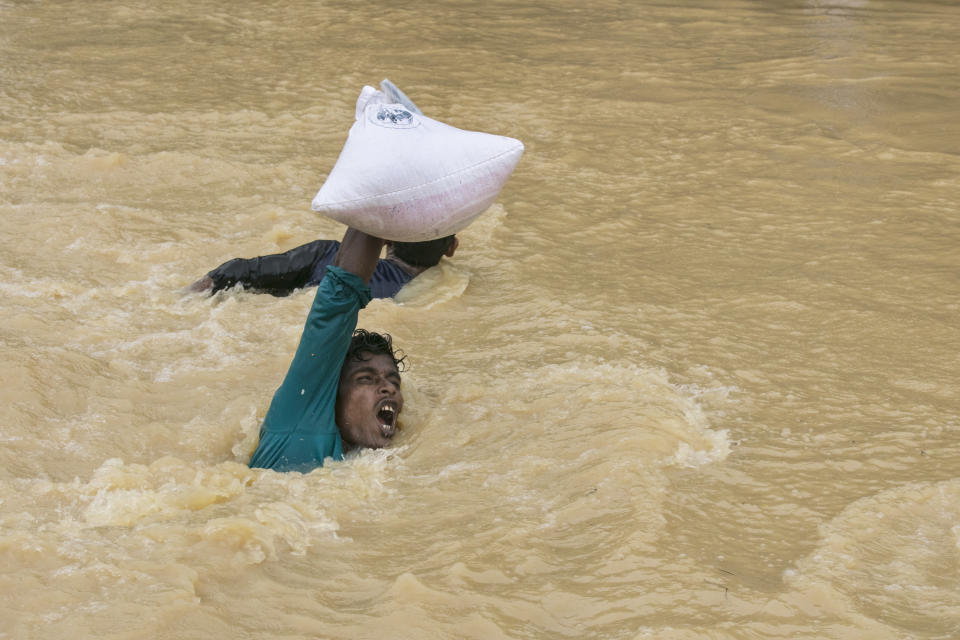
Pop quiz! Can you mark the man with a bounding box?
[188,235,458,298]
[248,227,409,472]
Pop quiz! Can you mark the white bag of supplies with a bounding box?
[311,85,524,242]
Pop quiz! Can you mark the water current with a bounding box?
[1,1,958,638]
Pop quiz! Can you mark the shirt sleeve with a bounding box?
[249,266,372,471]
[208,239,338,295]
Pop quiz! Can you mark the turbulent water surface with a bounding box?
[1,1,959,638]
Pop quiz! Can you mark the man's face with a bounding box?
[336,351,403,450]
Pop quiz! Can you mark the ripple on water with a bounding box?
[784,479,960,639]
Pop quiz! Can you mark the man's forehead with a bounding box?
[342,352,399,376]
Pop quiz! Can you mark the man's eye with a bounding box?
[356,375,372,383]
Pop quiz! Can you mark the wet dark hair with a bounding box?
[392,235,455,268]
[344,329,407,373]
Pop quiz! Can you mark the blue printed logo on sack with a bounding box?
[369,104,420,129]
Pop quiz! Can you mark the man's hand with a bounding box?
[186,275,214,294]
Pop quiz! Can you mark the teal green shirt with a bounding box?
[249,266,372,472]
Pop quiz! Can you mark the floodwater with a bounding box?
[1,0,958,638]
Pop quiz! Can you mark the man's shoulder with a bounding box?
[369,259,414,298]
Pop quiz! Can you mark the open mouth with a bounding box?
[376,403,398,438]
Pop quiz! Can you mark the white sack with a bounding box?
[311,86,524,242]
[379,78,422,115]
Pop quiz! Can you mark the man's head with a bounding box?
[391,235,458,268]
[336,329,406,450]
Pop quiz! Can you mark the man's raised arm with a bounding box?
[333,228,384,284]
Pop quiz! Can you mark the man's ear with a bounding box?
[445,237,459,257]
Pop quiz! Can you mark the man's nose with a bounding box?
[378,378,397,394]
